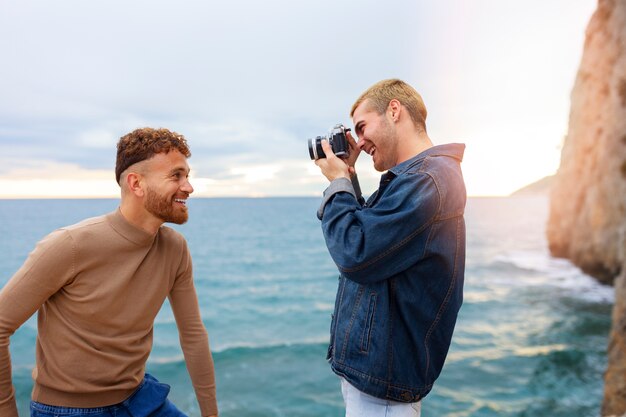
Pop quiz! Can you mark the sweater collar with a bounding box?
[107,208,157,246]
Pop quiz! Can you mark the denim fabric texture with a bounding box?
[30,374,186,417]
[320,144,466,403]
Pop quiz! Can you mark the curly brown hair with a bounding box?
[115,127,191,184]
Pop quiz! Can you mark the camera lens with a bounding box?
[308,137,326,160]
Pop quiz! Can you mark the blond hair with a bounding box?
[350,79,427,132]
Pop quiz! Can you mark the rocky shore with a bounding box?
[547,0,626,415]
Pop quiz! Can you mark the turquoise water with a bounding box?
[0,196,613,416]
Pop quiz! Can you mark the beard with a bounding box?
[373,118,399,172]
[144,186,188,225]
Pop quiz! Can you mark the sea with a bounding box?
[0,196,614,417]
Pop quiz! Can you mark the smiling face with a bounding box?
[141,150,193,225]
[352,99,399,172]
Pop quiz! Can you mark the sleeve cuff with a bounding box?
[317,177,356,220]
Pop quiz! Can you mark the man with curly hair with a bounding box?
[0,128,218,417]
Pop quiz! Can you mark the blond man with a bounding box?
[314,79,466,417]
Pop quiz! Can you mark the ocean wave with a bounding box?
[493,250,573,275]
[487,250,614,303]
[148,337,330,366]
[314,302,334,312]
[211,337,330,354]
[446,343,569,363]
[152,299,333,326]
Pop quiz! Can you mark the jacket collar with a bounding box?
[388,143,465,176]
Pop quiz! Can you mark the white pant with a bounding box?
[340,378,422,417]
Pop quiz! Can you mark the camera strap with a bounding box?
[351,173,365,206]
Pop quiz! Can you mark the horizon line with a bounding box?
[0,193,542,200]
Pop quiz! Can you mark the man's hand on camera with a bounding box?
[315,140,351,182]
[345,130,361,177]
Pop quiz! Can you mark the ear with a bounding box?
[388,99,402,122]
[125,172,145,197]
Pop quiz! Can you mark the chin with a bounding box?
[161,211,188,225]
[171,214,189,225]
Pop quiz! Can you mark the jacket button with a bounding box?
[400,392,413,402]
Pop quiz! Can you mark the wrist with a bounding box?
[324,171,350,182]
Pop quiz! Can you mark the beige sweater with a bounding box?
[0,209,217,416]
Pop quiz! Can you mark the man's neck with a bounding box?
[396,131,433,166]
[119,201,163,235]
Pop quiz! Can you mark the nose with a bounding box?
[181,178,194,195]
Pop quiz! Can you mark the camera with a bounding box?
[308,124,351,160]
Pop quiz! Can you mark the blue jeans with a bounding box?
[341,378,421,417]
[30,374,187,417]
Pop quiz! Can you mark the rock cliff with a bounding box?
[547,0,626,286]
[547,0,626,414]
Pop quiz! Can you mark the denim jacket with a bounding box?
[318,143,466,403]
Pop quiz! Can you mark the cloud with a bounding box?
[191,161,314,198]
[0,0,597,196]
[0,0,414,178]
[0,160,119,198]
[0,154,383,199]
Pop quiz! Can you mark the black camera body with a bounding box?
[308,124,351,160]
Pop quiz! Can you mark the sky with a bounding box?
[0,0,598,198]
